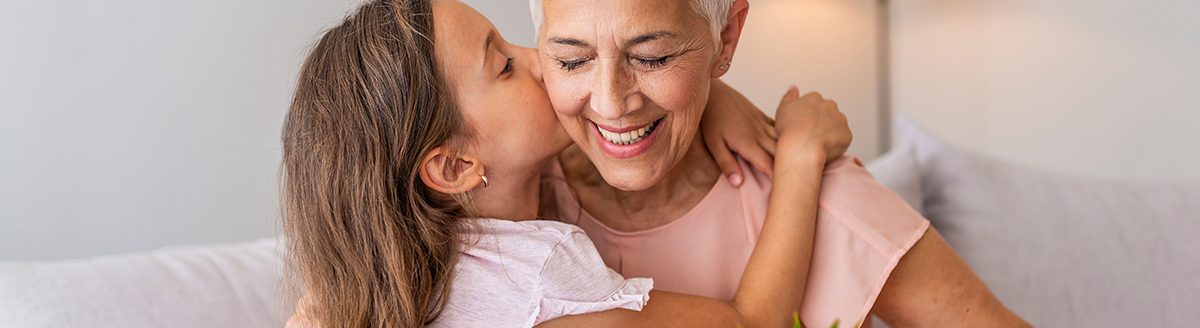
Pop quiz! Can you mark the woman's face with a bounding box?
[432,0,571,173]
[536,0,723,191]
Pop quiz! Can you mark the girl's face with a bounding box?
[432,0,571,174]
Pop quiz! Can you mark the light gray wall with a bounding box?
[0,0,362,260]
[467,1,536,47]
[890,0,1200,181]
[0,1,539,261]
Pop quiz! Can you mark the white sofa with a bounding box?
[2,120,1197,327]
[0,239,294,328]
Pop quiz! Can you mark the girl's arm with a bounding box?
[539,87,850,328]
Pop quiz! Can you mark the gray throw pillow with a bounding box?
[891,117,1200,327]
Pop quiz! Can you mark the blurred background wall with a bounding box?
[1,0,356,260]
[721,0,886,158]
[890,0,1200,181]
[2,0,1196,260]
[0,0,577,261]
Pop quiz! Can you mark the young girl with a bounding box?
[282,0,850,327]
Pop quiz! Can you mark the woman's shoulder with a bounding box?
[817,156,892,198]
[815,156,931,249]
[729,154,873,192]
[823,156,870,177]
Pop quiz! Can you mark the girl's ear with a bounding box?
[711,0,750,78]
[419,147,486,195]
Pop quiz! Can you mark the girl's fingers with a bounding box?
[760,136,777,157]
[710,140,746,187]
[738,142,775,180]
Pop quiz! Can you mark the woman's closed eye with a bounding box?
[633,55,672,69]
[555,55,673,72]
[557,57,591,72]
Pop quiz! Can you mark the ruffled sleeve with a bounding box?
[532,230,653,326]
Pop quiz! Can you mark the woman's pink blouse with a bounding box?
[545,157,930,327]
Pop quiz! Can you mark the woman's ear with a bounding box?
[711,0,750,78]
[419,147,486,195]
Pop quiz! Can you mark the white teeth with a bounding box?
[598,120,659,145]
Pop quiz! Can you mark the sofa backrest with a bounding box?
[0,238,294,328]
[868,118,1200,326]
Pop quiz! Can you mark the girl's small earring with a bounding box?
[719,60,731,71]
[480,175,490,188]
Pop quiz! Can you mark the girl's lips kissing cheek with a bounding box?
[590,118,664,159]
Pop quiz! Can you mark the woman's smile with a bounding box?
[591,117,666,159]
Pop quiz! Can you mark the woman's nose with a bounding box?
[590,61,643,120]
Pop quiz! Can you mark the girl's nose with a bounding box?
[519,46,543,83]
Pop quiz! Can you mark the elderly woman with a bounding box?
[532,0,1027,327]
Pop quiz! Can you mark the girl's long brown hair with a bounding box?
[281,0,469,326]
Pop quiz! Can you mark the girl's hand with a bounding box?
[701,80,779,187]
[773,87,852,164]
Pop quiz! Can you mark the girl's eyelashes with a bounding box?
[501,58,514,75]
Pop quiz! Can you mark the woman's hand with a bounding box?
[701,80,779,187]
[773,87,852,164]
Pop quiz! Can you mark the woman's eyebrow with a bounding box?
[627,31,675,46]
[547,31,675,48]
[548,37,588,47]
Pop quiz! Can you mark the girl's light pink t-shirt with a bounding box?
[545,157,930,327]
[427,219,652,328]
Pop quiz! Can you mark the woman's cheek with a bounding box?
[643,70,708,116]
[545,74,588,117]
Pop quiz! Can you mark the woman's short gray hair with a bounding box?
[529,0,732,45]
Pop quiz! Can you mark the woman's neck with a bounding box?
[562,134,721,231]
[468,161,547,222]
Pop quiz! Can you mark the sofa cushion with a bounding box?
[874,117,1200,327]
[0,238,294,328]
[865,142,925,215]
